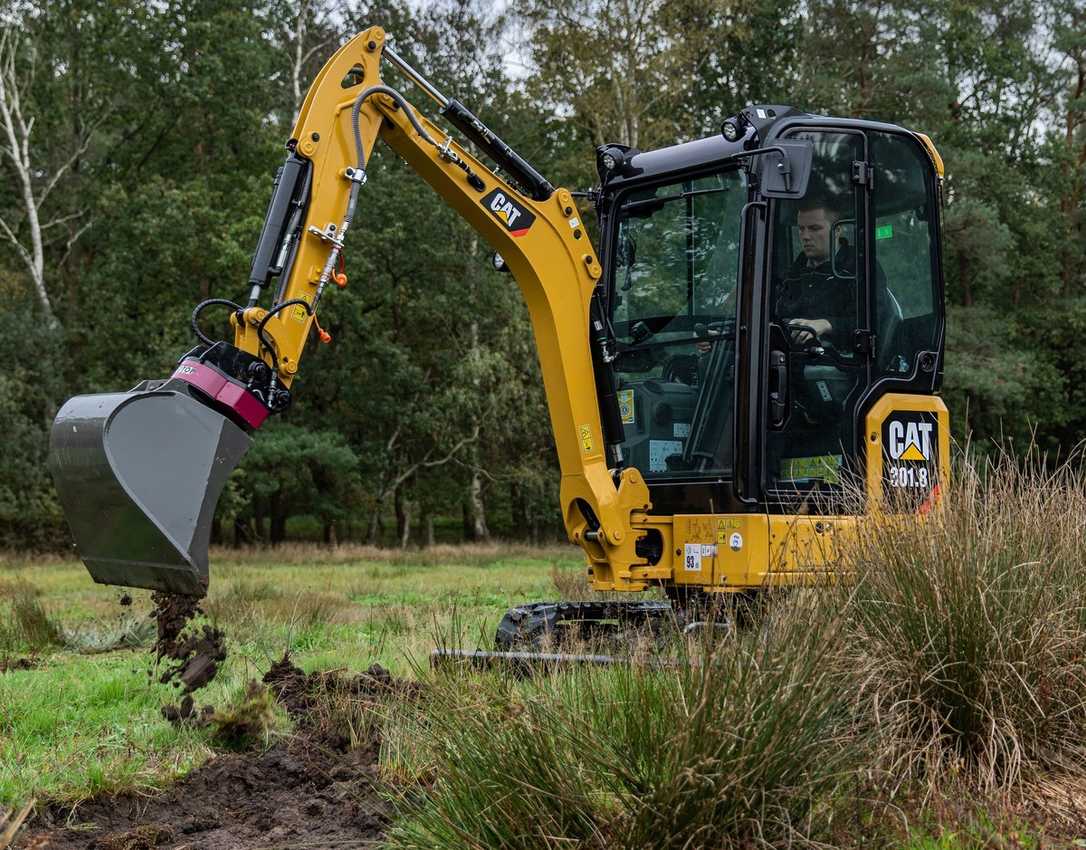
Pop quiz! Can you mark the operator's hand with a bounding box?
[788,318,831,345]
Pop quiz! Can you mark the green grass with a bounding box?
[0,543,581,807]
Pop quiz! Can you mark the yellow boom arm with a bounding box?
[236,26,650,586]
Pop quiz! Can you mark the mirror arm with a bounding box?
[723,146,792,189]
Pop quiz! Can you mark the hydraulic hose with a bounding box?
[350,84,441,172]
[191,299,244,347]
[256,298,313,362]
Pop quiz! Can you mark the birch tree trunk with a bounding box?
[0,27,103,328]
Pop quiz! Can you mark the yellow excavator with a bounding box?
[49,26,949,649]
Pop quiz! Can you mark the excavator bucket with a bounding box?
[49,382,251,596]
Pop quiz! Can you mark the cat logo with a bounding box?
[888,419,933,461]
[481,188,535,237]
[881,410,940,501]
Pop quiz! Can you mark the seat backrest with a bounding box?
[877,288,903,371]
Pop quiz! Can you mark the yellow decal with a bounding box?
[579,424,594,454]
[715,518,740,544]
[900,442,926,461]
[617,389,635,425]
[292,304,308,323]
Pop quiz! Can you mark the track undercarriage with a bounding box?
[431,596,745,670]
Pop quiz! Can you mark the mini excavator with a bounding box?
[49,27,949,651]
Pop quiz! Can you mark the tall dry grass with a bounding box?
[0,581,61,653]
[841,451,1086,792]
[386,596,858,849]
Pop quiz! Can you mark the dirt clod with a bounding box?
[160,695,214,727]
[151,592,226,695]
[119,593,133,607]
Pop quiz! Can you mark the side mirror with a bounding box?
[756,141,813,199]
[830,219,857,278]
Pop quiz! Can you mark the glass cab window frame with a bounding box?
[761,126,870,509]
[604,165,750,487]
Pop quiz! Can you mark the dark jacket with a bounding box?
[774,250,857,348]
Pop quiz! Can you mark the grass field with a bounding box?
[0,543,581,808]
[4,455,1086,850]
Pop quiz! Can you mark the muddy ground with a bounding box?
[14,658,408,850]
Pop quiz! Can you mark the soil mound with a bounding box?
[262,654,419,750]
[14,657,415,849]
[19,736,388,850]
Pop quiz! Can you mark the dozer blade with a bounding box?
[49,385,251,596]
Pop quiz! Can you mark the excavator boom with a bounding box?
[48,27,645,595]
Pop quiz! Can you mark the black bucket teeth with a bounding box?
[49,385,251,596]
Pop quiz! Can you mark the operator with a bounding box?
[776,196,857,349]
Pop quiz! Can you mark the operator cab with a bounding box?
[595,105,945,516]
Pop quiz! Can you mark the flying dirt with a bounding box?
[150,592,227,727]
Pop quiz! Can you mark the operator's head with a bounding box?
[796,196,841,264]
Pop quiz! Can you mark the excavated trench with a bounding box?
[14,598,411,850]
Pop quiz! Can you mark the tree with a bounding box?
[0,21,112,325]
[237,424,362,544]
[517,0,762,149]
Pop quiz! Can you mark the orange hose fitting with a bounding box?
[313,315,332,344]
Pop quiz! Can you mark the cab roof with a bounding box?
[598,105,924,190]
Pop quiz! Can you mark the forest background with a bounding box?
[0,0,1082,549]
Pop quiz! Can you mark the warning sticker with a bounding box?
[617,389,635,425]
[683,543,702,572]
[648,439,683,472]
[292,304,308,323]
[579,424,594,454]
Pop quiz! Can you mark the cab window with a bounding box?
[869,131,940,375]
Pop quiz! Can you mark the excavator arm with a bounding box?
[49,26,650,596]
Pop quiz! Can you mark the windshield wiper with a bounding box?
[620,186,731,216]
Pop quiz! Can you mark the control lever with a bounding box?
[769,350,787,428]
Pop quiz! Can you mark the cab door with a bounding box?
[763,128,872,509]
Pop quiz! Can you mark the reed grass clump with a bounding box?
[0,582,61,652]
[841,452,1086,791]
[387,597,857,849]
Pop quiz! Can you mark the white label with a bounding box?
[817,380,832,402]
[683,543,702,572]
[729,532,743,551]
[673,422,691,439]
[568,217,580,229]
[648,439,683,472]
[701,544,715,557]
